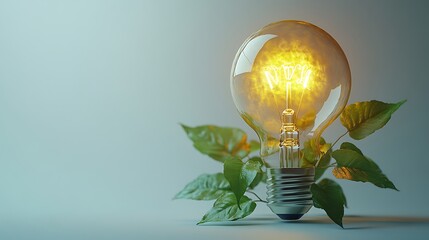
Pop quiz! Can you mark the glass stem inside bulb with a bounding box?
[286,82,292,110]
[280,82,300,168]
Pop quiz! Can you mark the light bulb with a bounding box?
[230,20,351,220]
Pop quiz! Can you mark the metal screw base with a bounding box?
[266,167,315,220]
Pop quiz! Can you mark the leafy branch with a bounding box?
[174,99,406,227]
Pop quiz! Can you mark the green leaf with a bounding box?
[332,147,398,190]
[224,158,245,205]
[247,157,265,189]
[249,140,260,153]
[198,192,256,224]
[302,139,319,165]
[301,138,331,179]
[224,157,263,205]
[314,151,331,181]
[302,137,330,166]
[340,142,363,155]
[249,172,262,189]
[340,100,406,140]
[260,171,268,184]
[174,173,230,200]
[181,124,252,162]
[311,179,347,228]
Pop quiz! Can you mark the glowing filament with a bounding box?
[302,69,311,89]
[264,65,312,90]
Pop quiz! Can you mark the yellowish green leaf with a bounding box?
[198,193,256,224]
[181,124,252,162]
[332,147,398,190]
[311,179,347,228]
[340,100,406,140]
[174,173,230,200]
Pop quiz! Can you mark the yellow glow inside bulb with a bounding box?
[230,20,351,167]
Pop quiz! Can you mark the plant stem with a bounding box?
[315,131,348,167]
[329,131,349,152]
[247,190,267,203]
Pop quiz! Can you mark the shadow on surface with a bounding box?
[197,215,279,226]
[293,215,429,230]
[197,215,429,229]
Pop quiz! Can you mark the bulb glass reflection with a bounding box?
[231,20,351,168]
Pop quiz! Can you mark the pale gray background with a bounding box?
[0,0,428,239]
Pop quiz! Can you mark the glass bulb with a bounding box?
[231,20,351,168]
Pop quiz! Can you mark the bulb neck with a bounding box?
[280,109,300,168]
